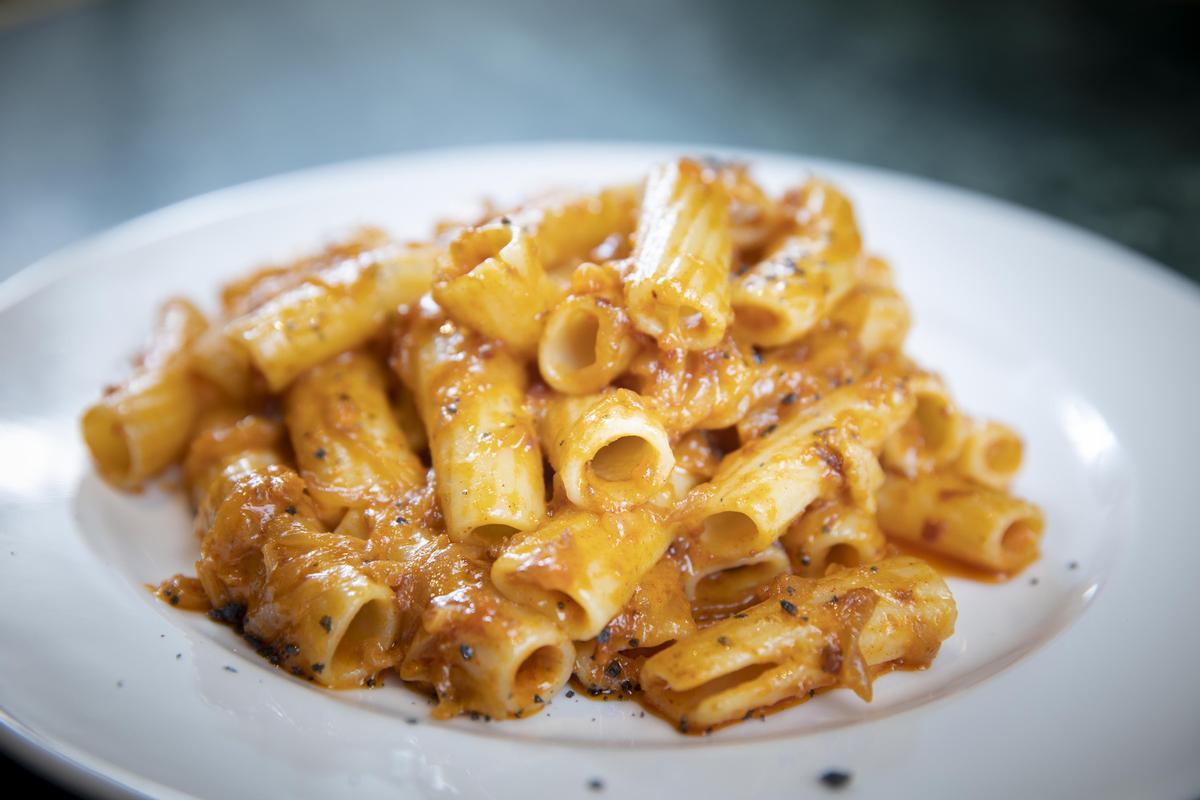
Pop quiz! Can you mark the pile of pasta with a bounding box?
[82,158,1044,733]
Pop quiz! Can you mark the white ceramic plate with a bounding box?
[1,143,1198,800]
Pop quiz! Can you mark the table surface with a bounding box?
[1,0,1197,797]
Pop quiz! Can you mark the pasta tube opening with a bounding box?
[825,544,862,568]
[1001,518,1041,563]
[986,438,1022,475]
[329,594,399,681]
[914,393,961,458]
[513,644,572,701]
[699,511,761,557]
[547,307,599,371]
[81,405,132,481]
[590,434,660,483]
[956,420,1025,490]
[467,523,520,546]
[537,285,639,395]
[543,390,675,512]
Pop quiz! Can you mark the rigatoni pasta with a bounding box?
[396,302,546,545]
[83,157,1043,733]
[81,298,208,489]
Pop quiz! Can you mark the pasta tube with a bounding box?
[82,298,208,489]
[220,227,391,318]
[196,467,399,688]
[369,512,574,720]
[624,158,733,351]
[183,410,287,512]
[674,369,914,561]
[190,326,260,402]
[538,389,675,512]
[883,372,968,477]
[395,303,545,545]
[780,499,888,577]
[687,542,791,620]
[504,185,640,275]
[226,242,438,391]
[717,159,783,255]
[283,351,424,523]
[955,420,1024,490]
[827,284,911,356]
[572,553,697,696]
[731,180,865,346]
[492,507,673,640]
[537,262,640,394]
[640,557,956,730]
[433,221,554,354]
[876,471,1044,573]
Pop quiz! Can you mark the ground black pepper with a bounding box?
[819,770,852,789]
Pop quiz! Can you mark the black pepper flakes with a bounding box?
[619,679,634,694]
[869,565,878,572]
[679,718,689,733]
[320,615,333,633]
[405,717,418,725]
[780,599,798,616]
[533,694,544,704]
[366,676,376,688]
[223,665,237,673]
[1068,561,1079,570]
[819,770,852,789]
[395,516,408,526]
[285,505,297,515]
[605,661,622,678]
[283,643,301,657]
[587,777,605,792]
[596,626,611,645]
[781,392,797,405]
[717,636,731,647]
[628,638,639,648]
[566,689,576,698]
[460,643,474,661]
[733,612,748,619]
[209,602,247,627]
[763,424,778,436]
[314,448,326,460]
[311,662,325,673]
[1030,577,1040,586]
[800,554,812,566]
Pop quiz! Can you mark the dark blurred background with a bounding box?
[1,0,1197,794]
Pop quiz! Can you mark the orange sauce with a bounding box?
[886,540,1012,584]
[151,574,211,611]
